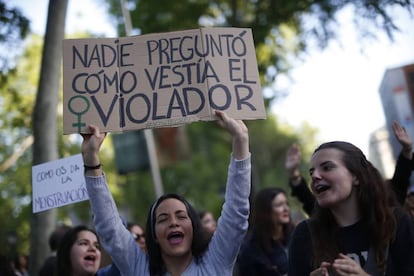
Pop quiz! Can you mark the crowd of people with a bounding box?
[0,254,29,276]
[2,115,414,276]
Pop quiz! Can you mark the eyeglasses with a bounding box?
[132,233,145,241]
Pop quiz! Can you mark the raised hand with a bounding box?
[392,121,413,159]
[215,110,249,160]
[286,143,302,185]
[286,143,301,171]
[81,125,107,175]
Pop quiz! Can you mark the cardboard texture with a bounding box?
[63,27,266,134]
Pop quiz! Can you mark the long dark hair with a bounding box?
[56,225,100,276]
[309,141,397,274]
[250,187,294,253]
[145,193,210,276]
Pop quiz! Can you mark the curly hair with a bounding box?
[309,141,397,274]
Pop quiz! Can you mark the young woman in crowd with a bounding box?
[127,222,147,253]
[81,110,251,276]
[285,121,414,219]
[237,187,294,275]
[56,225,102,276]
[288,141,414,275]
[198,210,217,236]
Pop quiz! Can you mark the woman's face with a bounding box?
[271,193,290,225]
[201,212,217,234]
[130,224,147,252]
[70,230,101,276]
[155,198,193,259]
[310,148,358,208]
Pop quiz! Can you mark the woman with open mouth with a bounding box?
[81,109,251,276]
[288,141,414,275]
[56,225,102,276]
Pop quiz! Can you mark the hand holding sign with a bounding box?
[215,110,249,160]
[81,124,107,173]
[63,28,266,134]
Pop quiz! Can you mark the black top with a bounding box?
[290,177,315,216]
[390,152,414,205]
[237,232,289,276]
[38,256,56,276]
[288,210,414,275]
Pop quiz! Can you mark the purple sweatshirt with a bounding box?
[86,154,251,276]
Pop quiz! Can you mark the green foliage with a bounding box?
[113,114,320,224]
[3,0,409,256]
[113,121,234,223]
[246,114,319,212]
[0,33,120,255]
[0,1,29,42]
[105,0,210,36]
[102,0,413,102]
[0,1,30,72]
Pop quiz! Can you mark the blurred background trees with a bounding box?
[0,0,412,273]
[107,0,413,104]
[0,1,29,73]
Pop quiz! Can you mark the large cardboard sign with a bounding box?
[63,28,266,134]
[32,154,88,213]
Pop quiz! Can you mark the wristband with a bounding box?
[84,164,102,171]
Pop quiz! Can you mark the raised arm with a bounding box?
[81,125,146,275]
[391,121,413,205]
[204,110,251,274]
[81,124,106,176]
[285,143,315,216]
[215,110,249,160]
[286,143,302,186]
[392,121,413,160]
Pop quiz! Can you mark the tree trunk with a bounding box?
[29,0,68,275]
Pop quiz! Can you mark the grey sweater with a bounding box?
[86,154,251,276]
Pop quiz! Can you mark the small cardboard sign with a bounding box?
[63,27,266,134]
[32,154,88,213]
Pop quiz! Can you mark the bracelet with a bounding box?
[84,164,102,171]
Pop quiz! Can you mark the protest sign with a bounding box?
[32,154,88,213]
[63,27,266,134]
